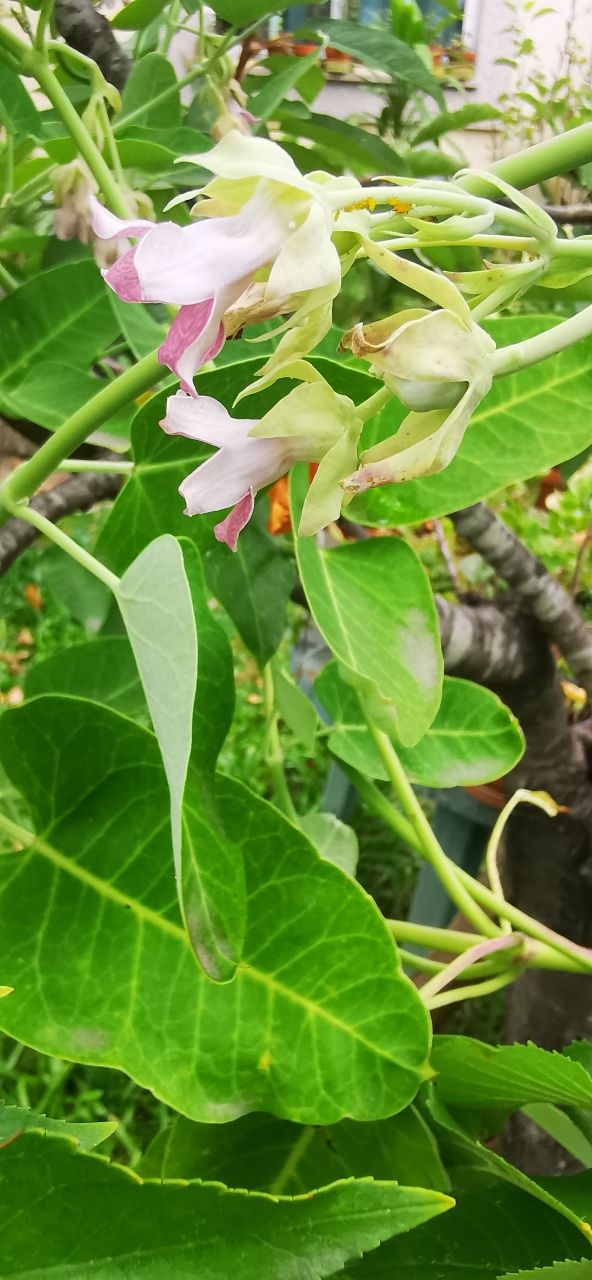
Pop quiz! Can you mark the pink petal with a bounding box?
[102,244,143,303]
[160,392,256,448]
[90,196,155,241]
[157,300,225,394]
[214,490,255,551]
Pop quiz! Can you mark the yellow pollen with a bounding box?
[387,198,412,214]
[344,197,376,213]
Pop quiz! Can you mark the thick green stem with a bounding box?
[0,351,161,509]
[425,969,517,1010]
[338,764,422,852]
[34,59,130,216]
[493,304,592,376]
[3,499,120,592]
[363,715,499,937]
[388,918,480,953]
[462,122,592,196]
[263,666,298,822]
[456,865,592,974]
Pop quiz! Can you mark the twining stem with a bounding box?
[2,499,120,593]
[425,969,517,1011]
[262,666,298,822]
[456,864,592,974]
[34,60,130,217]
[0,350,162,510]
[362,713,499,937]
[398,946,522,981]
[493,303,592,375]
[485,789,561,932]
[419,932,524,1003]
[388,918,481,953]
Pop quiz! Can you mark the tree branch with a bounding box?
[0,470,122,575]
[451,502,592,703]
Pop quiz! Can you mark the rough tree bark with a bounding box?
[448,503,592,1176]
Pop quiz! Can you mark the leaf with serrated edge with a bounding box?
[0,1130,452,1280]
[432,1037,592,1111]
[139,1106,450,1195]
[0,696,430,1124]
[341,1172,591,1279]
[316,665,524,786]
[0,1104,115,1151]
[501,1264,592,1279]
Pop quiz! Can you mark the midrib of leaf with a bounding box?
[268,1125,316,1195]
[15,822,416,1070]
[316,551,358,671]
[0,286,109,388]
[474,353,592,428]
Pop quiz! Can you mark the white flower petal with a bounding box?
[161,392,257,448]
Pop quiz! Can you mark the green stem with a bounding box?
[0,21,31,66]
[35,0,54,50]
[493,303,592,376]
[425,968,517,1010]
[456,865,592,974]
[398,947,514,980]
[388,918,481,953]
[2,499,120,593]
[0,351,161,508]
[97,97,126,188]
[0,260,18,293]
[113,22,245,133]
[363,715,499,937]
[262,666,298,822]
[34,59,130,216]
[58,458,133,474]
[357,384,392,422]
[338,764,422,853]
[419,932,523,1002]
[463,122,592,196]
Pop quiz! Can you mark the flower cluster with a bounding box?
[92,135,504,548]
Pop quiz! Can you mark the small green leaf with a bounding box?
[271,658,319,752]
[111,0,168,29]
[0,1104,115,1151]
[0,1129,452,1279]
[0,62,41,137]
[432,1036,592,1111]
[300,813,359,877]
[412,104,502,145]
[316,666,524,787]
[250,49,321,127]
[119,52,180,128]
[292,468,442,748]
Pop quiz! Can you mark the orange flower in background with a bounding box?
[267,475,291,536]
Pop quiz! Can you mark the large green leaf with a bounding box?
[351,317,592,527]
[24,636,148,720]
[342,1172,591,1278]
[0,696,430,1123]
[316,666,524,787]
[276,109,408,179]
[209,0,292,21]
[0,359,133,440]
[140,1106,450,1193]
[95,372,299,663]
[292,468,442,748]
[0,1104,115,1151]
[0,1129,451,1279]
[431,1037,592,1111]
[119,52,181,128]
[310,19,443,105]
[0,263,118,404]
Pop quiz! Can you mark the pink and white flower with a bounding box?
[91,134,362,394]
[161,382,363,549]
